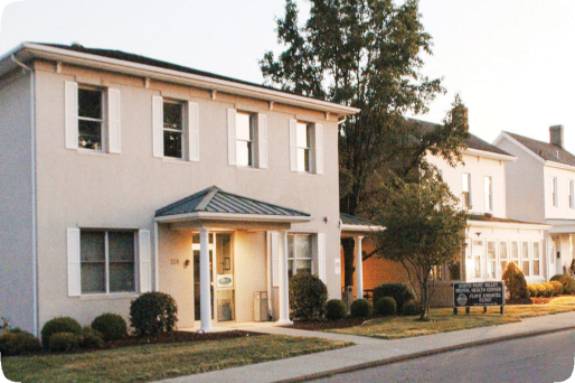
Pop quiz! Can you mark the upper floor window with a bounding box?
[461,173,472,210]
[569,180,574,209]
[296,122,314,173]
[78,87,104,151]
[288,234,313,278]
[552,177,558,207]
[236,112,256,167]
[483,176,493,212]
[163,101,185,159]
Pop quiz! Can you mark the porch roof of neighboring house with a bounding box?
[154,186,311,224]
[545,219,575,234]
[467,214,550,230]
[502,131,575,168]
[340,213,385,235]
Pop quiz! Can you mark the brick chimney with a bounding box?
[550,125,564,148]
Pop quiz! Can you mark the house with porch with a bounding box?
[495,126,575,277]
[0,42,359,335]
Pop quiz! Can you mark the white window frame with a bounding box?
[510,241,519,266]
[288,233,314,277]
[552,176,558,208]
[483,176,493,212]
[532,242,541,276]
[487,241,496,279]
[296,121,314,173]
[162,99,187,159]
[521,242,530,276]
[80,229,137,295]
[499,242,508,276]
[461,173,472,210]
[235,111,257,168]
[569,180,574,209]
[78,86,106,152]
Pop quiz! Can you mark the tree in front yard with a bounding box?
[375,170,466,320]
[260,0,468,289]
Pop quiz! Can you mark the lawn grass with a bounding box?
[331,296,575,339]
[2,334,350,383]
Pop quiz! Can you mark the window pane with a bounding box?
[108,232,134,262]
[296,122,309,148]
[81,263,105,293]
[295,260,312,275]
[236,113,252,140]
[296,149,307,172]
[78,88,102,119]
[80,231,105,293]
[487,242,496,278]
[164,131,182,158]
[163,102,182,130]
[236,141,252,167]
[293,234,312,260]
[81,231,105,262]
[109,263,135,292]
[79,120,102,150]
[533,261,540,275]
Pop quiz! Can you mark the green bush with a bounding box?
[289,273,328,321]
[0,330,41,356]
[528,284,539,298]
[373,284,414,311]
[549,281,564,296]
[325,299,346,321]
[350,299,371,318]
[81,327,104,349]
[91,313,127,341]
[41,317,82,347]
[48,332,81,353]
[374,297,397,316]
[502,263,530,302]
[130,292,178,337]
[551,274,575,294]
[401,300,420,316]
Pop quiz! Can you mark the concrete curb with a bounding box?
[274,326,575,383]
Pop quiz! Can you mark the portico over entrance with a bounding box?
[154,186,310,332]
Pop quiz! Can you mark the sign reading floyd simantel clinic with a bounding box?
[453,281,504,307]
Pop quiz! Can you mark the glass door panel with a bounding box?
[215,233,235,321]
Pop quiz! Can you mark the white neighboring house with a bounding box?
[420,121,549,283]
[496,126,575,277]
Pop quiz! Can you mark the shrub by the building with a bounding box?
[350,299,371,318]
[289,273,328,321]
[91,313,127,341]
[551,274,575,294]
[325,299,347,321]
[549,281,564,296]
[0,330,41,356]
[48,332,81,353]
[373,283,414,311]
[374,297,397,316]
[401,300,420,316]
[502,263,530,303]
[130,292,178,337]
[41,317,82,347]
[81,327,104,349]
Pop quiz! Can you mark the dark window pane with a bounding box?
[79,120,102,150]
[164,131,182,158]
[81,263,105,293]
[78,88,102,119]
[80,231,105,293]
[109,263,135,292]
[81,231,105,262]
[109,232,135,262]
[163,102,182,130]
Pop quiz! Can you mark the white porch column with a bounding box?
[199,227,212,332]
[277,231,291,324]
[355,236,364,300]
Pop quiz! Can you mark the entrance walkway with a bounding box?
[159,312,575,383]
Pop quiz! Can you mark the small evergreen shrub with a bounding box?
[130,292,178,337]
[48,332,81,353]
[81,327,104,349]
[549,281,564,296]
[350,299,371,318]
[289,273,328,321]
[41,317,82,346]
[373,283,414,311]
[502,263,530,303]
[374,297,397,316]
[401,300,420,316]
[0,330,41,356]
[528,284,538,298]
[91,313,127,341]
[551,274,575,294]
[325,299,346,321]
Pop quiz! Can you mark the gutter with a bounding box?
[154,212,312,224]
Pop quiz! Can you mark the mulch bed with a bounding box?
[287,318,365,330]
[105,330,261,349]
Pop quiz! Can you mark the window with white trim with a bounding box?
[483,176,493,212]
[461,173,472,209]
[296,122,314,173]
[499,242,508,274]
[521,242,530,276]
[236,111,256,167]
[163,100,186,159]
[510,242,519,266]
[487,242,496,279]
[552,176,558,207]
[288,234,313,278]
[78,87,104,151]
[80,230,136,294]
[533,242,540,276]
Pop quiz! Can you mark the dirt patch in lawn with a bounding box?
[287,318,366,330]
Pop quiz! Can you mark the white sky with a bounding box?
[1,0,574,152]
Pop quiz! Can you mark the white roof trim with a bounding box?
[341,223,386,233]
[10,43,359,116]
[155,211,311,224]
[467,219,549,230]
[464,147,515,162]
[543,160,575,172]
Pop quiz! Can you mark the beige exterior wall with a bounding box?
[33,62,342,329]
[543,165,575,220]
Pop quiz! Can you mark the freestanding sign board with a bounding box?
[453,281,505,314]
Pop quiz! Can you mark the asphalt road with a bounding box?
[313,330,575,383]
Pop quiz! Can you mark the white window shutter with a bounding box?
[138,229,152,293]
[314,124,324,174]
[227,108,237,166]
[187,101,200,161]
[67,227,81,297]
[64,81,78,149]
[107,88,122,153]
[316,233,327,283]
[152,95,164,158]
[289,119,298,171]
[257,113,268,169]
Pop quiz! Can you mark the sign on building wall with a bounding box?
[453,281,505,314]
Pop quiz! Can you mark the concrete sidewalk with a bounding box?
[158,312,575,383]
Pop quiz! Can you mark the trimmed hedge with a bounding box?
[41,317,82,347]
[401,300,420,316]
[92,313,127,341]
[130,292,178,337]
[48,332,81,353]
[551,274,575,294]
[325,299,346,321]
[350,299,371,318]
[374,297,397,316]
[528,281,564,298]
[373,284,414,311]
[502,263,530,302]
[81,327,104,349]
[289,273,328,321]
[0,330,41,356]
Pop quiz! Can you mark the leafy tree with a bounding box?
[374,169,466,320]
[261,0,468,288]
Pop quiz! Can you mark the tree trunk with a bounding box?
[419,274,430,321]
[342,237,355,289]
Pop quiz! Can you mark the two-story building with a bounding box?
[495,126,575,277]
[0,42,359,335]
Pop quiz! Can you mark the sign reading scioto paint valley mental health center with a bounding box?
[453,282,504,308]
